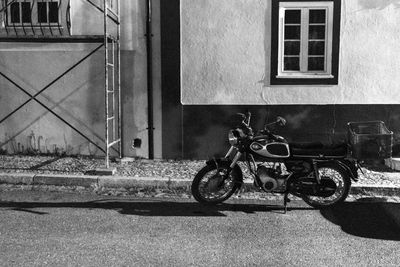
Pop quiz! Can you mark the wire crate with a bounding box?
[347,121,393,160]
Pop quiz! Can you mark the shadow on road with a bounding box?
[3,196,399,240]
[320,198,400,241]
[0,199,312,217]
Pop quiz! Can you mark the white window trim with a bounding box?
[277,1,334,79]
[6,0,61,26]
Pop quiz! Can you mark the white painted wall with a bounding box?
[181,0,400,105]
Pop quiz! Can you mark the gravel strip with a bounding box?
[0,155,399,186]
[0,155,204,179]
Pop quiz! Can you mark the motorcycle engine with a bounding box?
[256,165,286,193]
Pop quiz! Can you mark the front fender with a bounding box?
[206,158,244,185]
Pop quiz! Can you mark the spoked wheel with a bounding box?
[302,163,351,209]
[191,163,241,205]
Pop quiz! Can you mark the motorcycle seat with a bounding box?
[290,142,324,149]
[290,142,348,158]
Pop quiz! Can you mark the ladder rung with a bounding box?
[107,116,114,121]
[107,90,114,93]
[107,63,114,67]
[107,35,118,42]
[107,139,121,148]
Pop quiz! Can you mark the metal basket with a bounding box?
[347,121,393,160]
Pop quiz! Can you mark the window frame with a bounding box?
[6,0,61,26]
[271,0,341,85]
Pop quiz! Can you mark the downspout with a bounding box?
[146,0,154,159]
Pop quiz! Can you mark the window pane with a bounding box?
[21,2,31,23]
[38,2,47,23]
[308,57,325,71]
[49,2,59,23]
[309,9,326,24]
[308,41,325,55]
[284,57,300,71]
[285,41,300,55]
[285,26,300,40]
[285,10,301,24]
[309,25,326,40]
[10,2,20,23]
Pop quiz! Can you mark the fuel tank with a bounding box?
[250,137,290,159]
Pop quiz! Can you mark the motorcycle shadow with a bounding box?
[320,198,400,241]
[0,199,312,217]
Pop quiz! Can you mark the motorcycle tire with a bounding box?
[191,162,241,205]
[301,162,351,209]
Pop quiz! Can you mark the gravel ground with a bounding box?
[0,155,204,179]
[0,155,400,186]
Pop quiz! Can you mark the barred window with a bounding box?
[7,0,60,25]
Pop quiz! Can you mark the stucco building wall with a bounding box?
[181,0,400,105]
[157,0,400,159]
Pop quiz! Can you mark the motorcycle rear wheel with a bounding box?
[191,163,241,205]
[301,163,351,209]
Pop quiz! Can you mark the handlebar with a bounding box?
[264,116,286,129]
[237,112,252,127]
[236,112,286,137]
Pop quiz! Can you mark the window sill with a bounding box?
[276,74,334,79]
[271,73,338,85]
[6,25,63,28]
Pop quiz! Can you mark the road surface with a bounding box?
[0,190,399,266]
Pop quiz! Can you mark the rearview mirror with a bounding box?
[277,116,286,126]
[236,113,246,121]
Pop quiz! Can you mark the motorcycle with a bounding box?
[191,112,360,212]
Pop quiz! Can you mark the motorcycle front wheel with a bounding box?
[191,162,241,205]
[301,163,351,209]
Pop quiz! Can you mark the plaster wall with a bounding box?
[161,0,400,159]
[0,0,162,158]
[181,0,400,105]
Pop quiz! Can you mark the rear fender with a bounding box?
[338,160,359,182]
[314,160,358,182]
[206,158,244,185]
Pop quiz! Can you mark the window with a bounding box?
[9,1,31,24]
[7,0,60,25]
[271,0,341,85]
[38,1,59,23]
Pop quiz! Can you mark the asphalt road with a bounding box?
[0,190,399,266]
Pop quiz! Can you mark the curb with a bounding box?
[34,174,98,187]
[0,172,399,197]
[0,173,35,185]
[349,184,400,196]
[0,173,194,190]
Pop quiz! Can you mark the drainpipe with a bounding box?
[146,0,154,159]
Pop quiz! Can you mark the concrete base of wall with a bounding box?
[385,158,400,171]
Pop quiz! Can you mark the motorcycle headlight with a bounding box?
[228,130,238,146]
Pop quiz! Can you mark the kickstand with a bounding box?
[283,193,291,214]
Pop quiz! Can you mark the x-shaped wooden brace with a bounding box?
[0,43,106,153]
